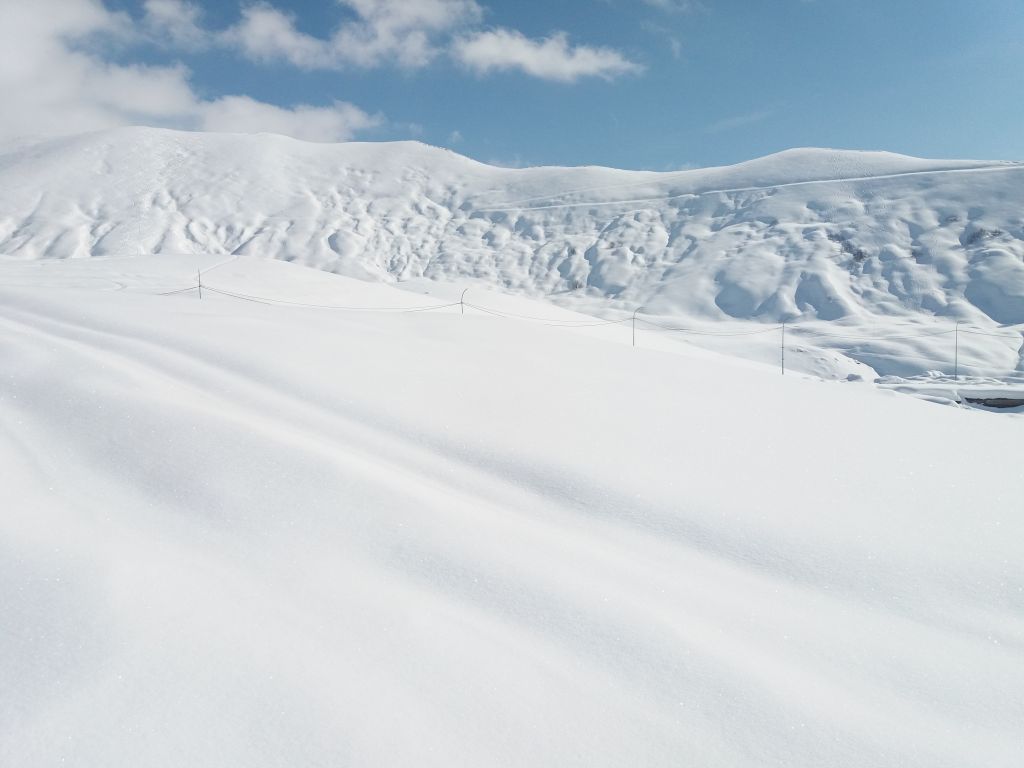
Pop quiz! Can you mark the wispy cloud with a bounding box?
[199,97,382,142]
[706,109,774,133]
[221,0,482,70]
[640,0,704,12]
[640,20,684,60]
[142,0,209,49]
[454,29,642,82]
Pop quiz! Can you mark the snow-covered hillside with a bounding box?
[2,255,1022,767]
[2,127,1022,383]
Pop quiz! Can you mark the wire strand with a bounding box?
[791,328,954,342]
[959,328,1023,340]
[463,302,628,326]
[202,285,458,313]
[155,280,1024,362]
[157,285,200,296]
[637,318,783,336]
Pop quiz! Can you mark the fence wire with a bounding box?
[154,278,1024,383]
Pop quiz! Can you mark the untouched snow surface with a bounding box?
[2,128,1023,384]
[2,255,1023,767]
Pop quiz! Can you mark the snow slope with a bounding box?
[2,128,1023,382]
[1,255,1023,767]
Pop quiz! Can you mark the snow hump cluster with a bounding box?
[2,127,1023,326]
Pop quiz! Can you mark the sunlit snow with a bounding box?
[2,131,1023,767]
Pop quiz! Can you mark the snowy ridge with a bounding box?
[1,127,1023,381]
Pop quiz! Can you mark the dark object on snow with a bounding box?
[963,397,1024,409]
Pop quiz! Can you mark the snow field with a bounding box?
[1,256,1022,767]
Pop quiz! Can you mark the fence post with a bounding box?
[954,321,960,380]
[460,288,468,316]
[197,269,202,300]
[632,308,640,348]
[781,322,786,375]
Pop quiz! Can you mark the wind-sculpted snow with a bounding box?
[3,128,1023,322]
[2,128,1023,381]
[1,257,1022,767]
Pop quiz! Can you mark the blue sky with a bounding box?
[6,0,1024,168]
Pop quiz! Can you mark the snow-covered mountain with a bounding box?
[2,127,1022,381]
[4,127,1023,321]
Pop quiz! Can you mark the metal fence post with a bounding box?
[954,321,961,380]
[781,322,786,375]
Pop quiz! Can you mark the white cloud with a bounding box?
[142,0,208,49]
[454,29,642,82]
[191,0,640,82]
[0,0,643,146]
[225,3,333,68]
[0,0,380,143]
[224,0,482,70]
[338,0,483,67]
[199,96,381,142]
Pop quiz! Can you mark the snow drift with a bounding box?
[1,255,1022,767]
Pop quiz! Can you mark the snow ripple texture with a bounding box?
[1,257,1022,767]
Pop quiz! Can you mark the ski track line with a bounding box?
[467,160,1018,209]
[468,168,688,206]
[471,163,1024,213]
